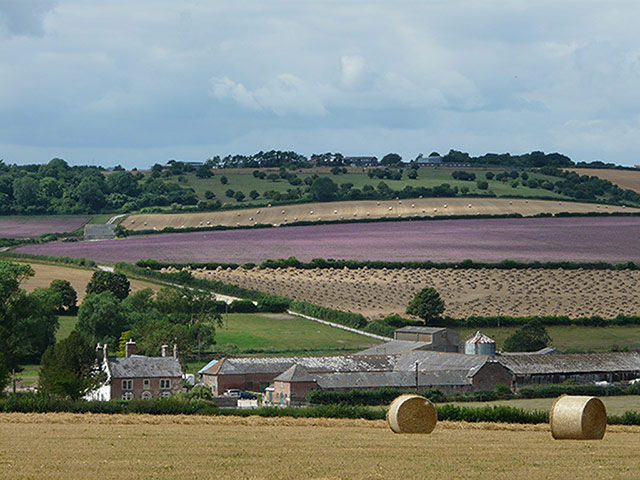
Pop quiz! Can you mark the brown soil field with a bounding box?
[125,197,637,231]
[567,168,640,193]
[189,267,640,320]
[1,413,639,479]
[15,262,161,302]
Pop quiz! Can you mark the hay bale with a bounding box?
[550,395,606,440]
[387,394,437,434]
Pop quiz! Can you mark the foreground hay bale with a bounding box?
[387,394,437,434]
[550,395,606,440]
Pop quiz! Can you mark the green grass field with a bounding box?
[57,315,77,341]
[444,395,640,416]
[459,325,640,352]
[162,168,567,205]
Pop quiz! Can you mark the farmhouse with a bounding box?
[497,352,640,388]
[344,156,378,167]
[88,341,183,401]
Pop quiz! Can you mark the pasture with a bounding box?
[124,197,634,231]
[1,413,639,479]
[192,266,640,321]
[568,168,640,193]
[15,216,640,264]
[14,261,161,303]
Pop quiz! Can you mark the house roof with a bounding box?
[497,352,640,375]
[274,365,315,383]
[395,326,446,334]
[108,356,183,378]
[198,359,219,374]
[357,340,433,355]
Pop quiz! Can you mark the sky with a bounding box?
[1,0,640,169]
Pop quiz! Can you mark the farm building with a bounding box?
[344,156,379,167]
[497,352,640,388]
[391,326,460,352]
[200,350,512,406]
[87,341,183,401]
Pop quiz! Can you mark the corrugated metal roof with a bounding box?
[108,356,183,378]
[357,340,432,355]
[395,326,446,334]
[274,365,315,383]
[198,359,219,374]
[466,331,495,344]
[315,370,472,389]
[393,351,488,372]
[498,352,640,375]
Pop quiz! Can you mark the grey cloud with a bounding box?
[0,0,55,36]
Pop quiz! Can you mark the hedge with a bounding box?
[0,252,96,267]
[288,301,367,329]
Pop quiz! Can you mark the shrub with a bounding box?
[230,299,257,313]
[256,294,291,313]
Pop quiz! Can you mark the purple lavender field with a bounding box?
[14,216,640,264]
[0,216,91,238]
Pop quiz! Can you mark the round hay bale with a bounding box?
[387,394,437,434]
[550,395,606,440]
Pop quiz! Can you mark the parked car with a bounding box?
[224,389,256,399]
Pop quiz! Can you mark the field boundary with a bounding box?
[287,311,389,341]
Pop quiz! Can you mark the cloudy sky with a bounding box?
[1,1,640,169]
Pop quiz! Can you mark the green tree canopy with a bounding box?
[380,153,403,166]
[85,271,130,301]
[49,279,78,313]
[503,320,551,352]
[309,177,338,202]
[39,331,105,401]
[406,287,445,324]
[76,291,130,346]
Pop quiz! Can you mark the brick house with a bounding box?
[88,341,183,401]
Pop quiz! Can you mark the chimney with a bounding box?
[103,344,108,360]
[173,344,178,358]
[161,344,169,357]
[125,339,137,357]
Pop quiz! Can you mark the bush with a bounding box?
[230,299,257,313]
[256,294,291,313]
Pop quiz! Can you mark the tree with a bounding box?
[220,176,228,185]
[234,190,245,202]
[309,177,338,202]
[476,180,489,190]
[49,279,77,313]
[249,190,259,200]
[85,271,130,301]
[485,172,495,180]
[407,169,418,179]
[503,320,551,352]
[39,331,105,401]
[76,291,130,346]
[380,153,403,166]
[195,166,213,178]
[406,287,445,324]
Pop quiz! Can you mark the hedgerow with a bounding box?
[0,252,96,267]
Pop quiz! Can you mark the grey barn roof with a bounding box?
[315,370,472,390]
[274,365,315,383]
[357,340,433,355]
[108,356,183,378]
[497,352,640,375]
[395,326,446,334]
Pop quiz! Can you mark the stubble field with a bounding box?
[190,266,640,320]
[124,197,634,231]
[1,413,639,480]
[568,168,640,193]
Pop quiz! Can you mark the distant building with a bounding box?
[392,326,460,352]
[88,341,183,401]
[345,156,379,167]
[415,153,470,168]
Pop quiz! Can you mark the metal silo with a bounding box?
[464,331,496,356]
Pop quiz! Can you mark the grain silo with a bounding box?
[465,331,496,356]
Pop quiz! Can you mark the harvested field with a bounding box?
[1,413,639,479]
[14,262,161,302]
[0,215,90,238]
[15,216,640,264]
[125,197,635,231]
[568,168,640,193]
[191,266,640,320]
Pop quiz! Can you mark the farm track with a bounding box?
[188,266,640,320]
[124,197,636,231]
[2,413,640,480]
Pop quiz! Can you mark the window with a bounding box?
[141,391,152,400]
[122,379,133,390]
[122,392,133,401]
[246,381,254,390]
[160,379,171,389]
[280,382,284,388]
[143,379,150,389]
[161,391,171,398]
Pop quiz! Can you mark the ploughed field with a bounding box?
[123,197,633,231]
[190,266,640,320]
[1,413,639,480]
[0,215,90,238]
[14,216,640,264]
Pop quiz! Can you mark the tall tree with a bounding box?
[39,331,105,400]
[309,177,338,202]
[406,287,445,325]
[86,271,130,301]
[76,291,130,346]
[49,279,78,313]
[503,320,551,352]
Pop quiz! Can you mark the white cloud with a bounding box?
[340,55,367,89]
[0,0,55,36]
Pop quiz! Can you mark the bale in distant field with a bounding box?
[550,395,606,440]
[387,394,437,434]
